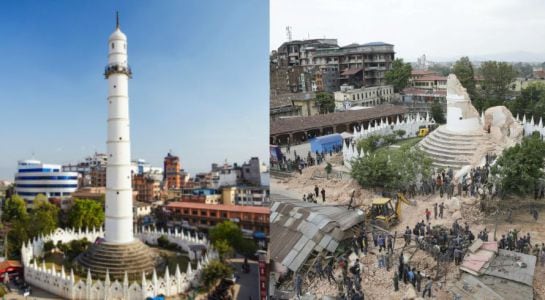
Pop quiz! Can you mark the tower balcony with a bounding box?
[104,63,132,78]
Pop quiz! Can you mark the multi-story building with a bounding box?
[90,166,107,187]
[241,157,262,186]
[334,85,395,110]
[275,39,338,67]
[132,173,161,203]
[180,188,222,205]
[314,65,340,92]
[412,75,447,90]
[63,153,108,187]
[401,87,447,118]
[14,160,79,204]
[165,202,270,234]
[163,152,181,190]
[300,42,395,87]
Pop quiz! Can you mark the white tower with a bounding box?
[104,13,133,244]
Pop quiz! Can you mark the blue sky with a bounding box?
[0,0,269,179]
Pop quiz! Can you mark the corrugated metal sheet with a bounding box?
[270,195,365,272]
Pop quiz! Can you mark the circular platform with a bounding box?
[77,239,155,280]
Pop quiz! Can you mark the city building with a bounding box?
[300,42,395,87]
[132,173,161,203]
[412,74,447,90]
[90,165,107,187]
[275,38,338,67]
[165,202,270,234]
[240,157,262,186]
[234,186,270,206]
[401,87,446,118]
[180,188,222,205]
[270,104,408,145]
[314,65,340,92]
[14,160,79,204]
[163,152,181,189]
[270,92,317,120]
[333,84,395,110]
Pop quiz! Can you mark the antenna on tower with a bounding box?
[116,11,120,29]
[286,26,292,41]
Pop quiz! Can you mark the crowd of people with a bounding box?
[274,145,343,173]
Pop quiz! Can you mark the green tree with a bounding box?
[315,92,335,114]
[28,196,59,237]
[214,239,234,261]
[453,57,477,99]
[67,198,105,229]
[200,260,233,289]
[431,100,446,124]
[351,146,432,191]
[508,82,545,120]
[394,129,406,139]
[491,132,545,196]
[3,195,28,222]
[357,135,381,153]
[385,58,412,92]
[479,61,518,101]
[7,220,28,259]
[428,64,451,76]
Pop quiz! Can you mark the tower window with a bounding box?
[112,43,115,49]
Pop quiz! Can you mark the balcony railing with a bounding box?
[104,63,132,78]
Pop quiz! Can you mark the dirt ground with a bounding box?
[273,153,545,299]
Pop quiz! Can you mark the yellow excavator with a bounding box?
[367,193,413,228]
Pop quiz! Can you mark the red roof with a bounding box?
[165,202,270,214]
[414,75,447,81]
[0,260,22,271]
[534,70,545,79]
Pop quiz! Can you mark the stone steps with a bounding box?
[419,126,490,170]
[77,240,155,280]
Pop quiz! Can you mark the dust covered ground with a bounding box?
[273,153,545,299]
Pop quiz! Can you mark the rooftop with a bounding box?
[270,105,407,135]
[165,201,270,214]
[413,75,447,81]
[270,194,365,272]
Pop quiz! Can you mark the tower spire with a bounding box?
[116,11,119,29]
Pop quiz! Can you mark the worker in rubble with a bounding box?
[454,247,463,265]
[433,203,438,219]
[507,208,513,223]
[541,246,545,267]
[407,268,415,287]
[294,273,303,299]
[387,235,393,253]
[533,244,540,261]
[393,271,399,291]
[314,259,324,280]
[425,208,431,222]
[378,234,386,252]
[422,277,433,298]
[314,185,319,198]
[321,188,326,203]
[404,226,412,245]
[415,270,422,293]
[352,235,360,256]
[499,235,506,249]
[439,202,445,219]
[324,262,336,284]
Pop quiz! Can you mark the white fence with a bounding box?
[21,227,214,299]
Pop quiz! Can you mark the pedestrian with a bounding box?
[294,273,303,298]
[393,271,399,292]
[315,185,319,197]
[425,208,431,222]
[415,270,422,292]
[378,234,385,252]
[408,268,415,287]
[422,277,433,298]
[387,235,393,253]
[314,259,324,279]
[324,263,336,284]
[321,188,326,203]
[433,203,438,220]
